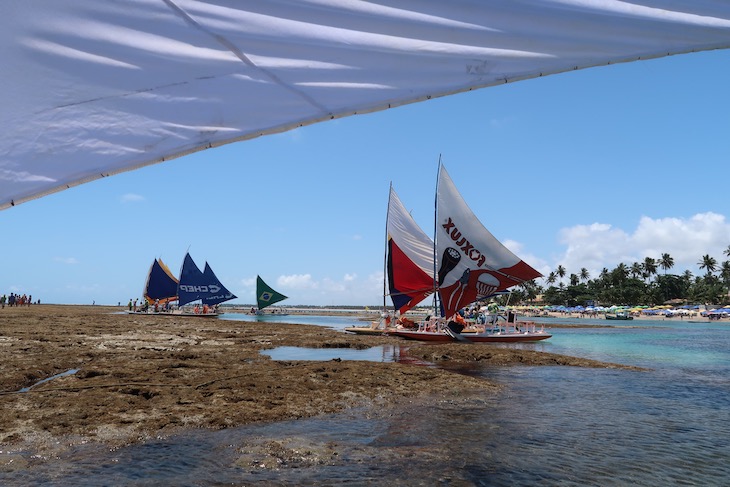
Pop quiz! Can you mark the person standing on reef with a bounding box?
[128,299,133,311]
[0,294,5,309]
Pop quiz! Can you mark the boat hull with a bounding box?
[344,326,394,336]
[393,330,552,343]
[127,310,220,318]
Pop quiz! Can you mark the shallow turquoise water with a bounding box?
[2,316,729,485]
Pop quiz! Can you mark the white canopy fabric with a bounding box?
[3,1,730,209]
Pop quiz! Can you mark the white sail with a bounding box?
[436,165,541,318]
[3,1,730,209]
[386,186,434,314]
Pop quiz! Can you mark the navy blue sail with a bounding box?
[177,253,208,306]
[143,258,179,305]
[178,253,237,307]
[202,262,237,306]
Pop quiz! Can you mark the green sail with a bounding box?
[256,275,288,311]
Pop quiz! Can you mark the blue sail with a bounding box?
[177,253,207,306]
[178,253,237,306]
[144,258,179,304]
[202,262,237,306]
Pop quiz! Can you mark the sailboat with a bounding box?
[129,257,180,314]
[392,163,552,343]
[177,252,237,316]
[132,253,236,316]
[345,184,435,335]
[143,258,179,305]
[201,262,237,309]
[254,275,288,314]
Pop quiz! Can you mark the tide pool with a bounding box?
[2,317,729,486]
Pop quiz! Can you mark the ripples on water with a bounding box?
[2,317,729,485]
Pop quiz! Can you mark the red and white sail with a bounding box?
[436,166,541,318]
[386,186,434,315]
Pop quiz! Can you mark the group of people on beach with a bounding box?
[1,293,35,308]
[128,298,173,313]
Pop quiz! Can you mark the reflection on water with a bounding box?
[261,345,397,362]
[260,344,432,366]
[219,312,372,330]
[2,319,730,485]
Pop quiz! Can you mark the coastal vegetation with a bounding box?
[508,247,730,307]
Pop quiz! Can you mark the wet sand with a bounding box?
[0,305,641,454]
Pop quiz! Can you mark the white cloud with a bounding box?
[319,277,346,293]
[240,277,256,287]
[121,193,144,203]
[552,212,730,280]
[278,274,317,290]
[235,272,385,306]
[54,257,79,265]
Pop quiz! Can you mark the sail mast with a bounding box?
[433,155,442,318]
[383,182,392,313]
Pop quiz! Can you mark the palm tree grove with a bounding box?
[507,247,730,307]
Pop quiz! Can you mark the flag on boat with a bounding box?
[386,185,434,314]
[435,166,542,319]
[256,276,288,311]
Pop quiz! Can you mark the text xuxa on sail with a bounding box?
[435,165,542,319]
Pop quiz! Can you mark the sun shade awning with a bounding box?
[3,0,730,209]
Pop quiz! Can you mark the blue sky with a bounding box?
[2,49,729,306]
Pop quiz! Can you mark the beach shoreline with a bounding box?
[1,305,642,456]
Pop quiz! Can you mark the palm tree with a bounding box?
[642,257,658,281]
[556,265,566,284]
[546,271,557,288]
[630,262,643,279]
[698,254,718,277]
[659,253,674,275]
[569,274,579,286]
[615,263,629,281]
[580,268,590,282]
[724,245,730,259]
[720,261,730,286]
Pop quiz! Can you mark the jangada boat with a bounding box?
[388,162,551,343]
[132,253,236,317]
[394,313,552,343]
[254,275,288,315]
[345,184,435,336]
[176,253,236,316]
[141,257,179,307]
